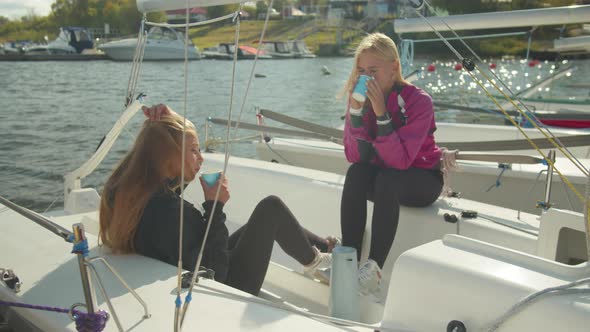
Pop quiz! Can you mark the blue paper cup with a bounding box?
[201,171,221,187]
[351,75,372,103]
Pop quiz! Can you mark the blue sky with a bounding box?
[1,0,52,19]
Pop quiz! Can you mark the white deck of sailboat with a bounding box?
[2,153,589,331]
[255,126,590,214]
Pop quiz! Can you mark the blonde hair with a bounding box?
[99,113,197,253]
[342,33,407,98]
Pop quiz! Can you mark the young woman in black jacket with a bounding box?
[99,104,335,295]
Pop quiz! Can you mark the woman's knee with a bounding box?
[374,169,402,194]
[257,195,285,211]
[252,195,289,222]
[345,163,375,187]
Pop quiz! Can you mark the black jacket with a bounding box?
[134,188,229,281]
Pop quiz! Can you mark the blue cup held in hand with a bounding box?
[352,75,372,103]
[329,246,360,321]
[202,171,221,187]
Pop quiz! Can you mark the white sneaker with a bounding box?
[303,247,332,283]
[358,259,381,295]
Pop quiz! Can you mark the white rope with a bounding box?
[125,18,147,106]
[178,3,275,328]
[486,277,590,331]
[188,2,276,285]
[174,2,192,331]
[440,148,459,197]
[183,7,244,312]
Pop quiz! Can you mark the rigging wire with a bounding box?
[417,0,589,177]
[180,5,245,329]
[176,1,275,329]
[426,1,589,176]
[408,0,588,202]
[173,2,192,330]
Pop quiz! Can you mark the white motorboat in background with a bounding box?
[202,43,272,60]
[24,27,94,55]
[99,26,201,61]
[289,40,316,58]
[256,40,297,59]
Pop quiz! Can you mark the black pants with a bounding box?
[341,163,443,268]
[225,195,328,295]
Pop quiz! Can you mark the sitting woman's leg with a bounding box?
[369,167,443,268]
[225,195,322,295]
[341,163,379,261]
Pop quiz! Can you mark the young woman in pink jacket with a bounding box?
[342,33,443,295]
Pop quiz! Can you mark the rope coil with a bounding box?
[0,300,109,332]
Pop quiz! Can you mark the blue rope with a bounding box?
[0,300,108,332]
[486,167,507,192]
[175,295,182,308]
[72,238,89,257]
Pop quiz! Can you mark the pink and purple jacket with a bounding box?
[344,84,441,170]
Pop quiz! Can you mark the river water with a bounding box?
[1,56,589,211]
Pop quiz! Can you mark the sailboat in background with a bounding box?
[1,1,590,331]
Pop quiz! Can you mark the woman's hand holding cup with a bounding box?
[200,171,230,204]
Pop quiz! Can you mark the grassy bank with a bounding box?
[188,19,363,54]
[190,19,565,59]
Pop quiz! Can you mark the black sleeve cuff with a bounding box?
[376,114,394,136]
[202,200,225,216]
[349,105,368,128]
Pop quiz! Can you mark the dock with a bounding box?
[0,54,110,61]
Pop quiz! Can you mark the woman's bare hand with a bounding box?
[142,103,174,121]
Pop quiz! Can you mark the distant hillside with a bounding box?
[189,19,368,55]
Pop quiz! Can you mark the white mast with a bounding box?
[394,5,590,33]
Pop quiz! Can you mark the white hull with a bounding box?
[2,153,589,331]
[394,5,590,33]
[99,27,201,62]
[254,122,590,214]
[101,39,201,61]
[553,35,590,53]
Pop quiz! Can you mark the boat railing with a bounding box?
[63,101,143,212]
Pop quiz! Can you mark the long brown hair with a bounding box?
[99,113,197,253]
[341,32,407,98]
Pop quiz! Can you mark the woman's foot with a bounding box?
[358,259,381,295]
[326,236,341,253]
[303,247,332,283]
